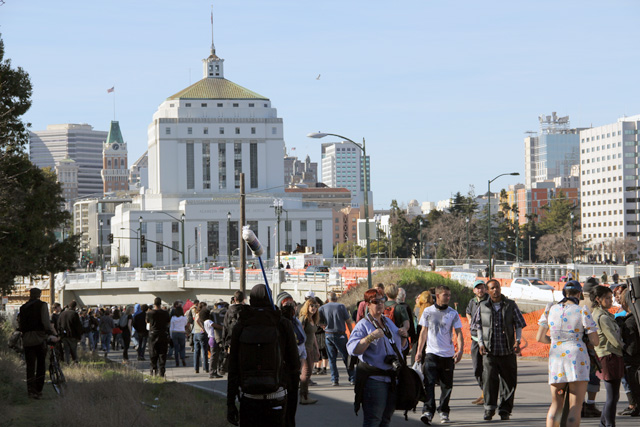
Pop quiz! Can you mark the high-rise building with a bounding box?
[524,113,581,189]
[55,158,79,211]
[580,115,640,261]
[321,141,371,207]
[30,123,107,197]
[284,153,318,186]
[129,150,148,191]
[101,121,129,194]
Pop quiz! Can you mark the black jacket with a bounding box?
[222,303,249,348]
[59,309,83,340]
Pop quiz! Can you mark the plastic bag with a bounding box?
[411,361,424,382]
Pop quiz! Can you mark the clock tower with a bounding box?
[101,120,129,194]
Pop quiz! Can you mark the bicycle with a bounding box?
[47,337,66,396]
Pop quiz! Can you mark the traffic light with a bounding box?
[108,233,113,244]
[141,235,146,245]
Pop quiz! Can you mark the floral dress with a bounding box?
[538,303,598,384]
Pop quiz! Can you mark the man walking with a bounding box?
[18,288,56,399]
[472,279,526,421]
[465,280,488,405]
[133,304,149,361]
[318,291,354,386]
[416,285,464,424]
[58,300,83,364]
[147,297,170,377]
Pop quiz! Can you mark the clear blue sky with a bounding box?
[2,0,640,209]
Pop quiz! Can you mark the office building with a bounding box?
[321,141,371,207]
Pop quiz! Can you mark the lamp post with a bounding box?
[138,216,143,267]
[529,235,536,264]
[487,172,519,279]
[227,212,232,268]
[419,219,424,265]
[99,219,104,269]
[570,212,575,263]
[151,211,186,267]
[308,132,372,289]
[273,199,283,269]
[515,231,519,263]
[466,216,470,262]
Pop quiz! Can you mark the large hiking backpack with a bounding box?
[238,309,283,394]
[383,302,396,323]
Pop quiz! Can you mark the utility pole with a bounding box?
[273,199,283,268]
[239,173,246,293]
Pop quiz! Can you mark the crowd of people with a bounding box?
[13,275,640,427]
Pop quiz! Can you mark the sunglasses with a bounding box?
[368,299,384,305]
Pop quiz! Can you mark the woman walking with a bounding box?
[299,299,320,405]
[170,306,188,367]
[592,285,625,427]
[120,305,134,361]
[536,281,599,427]
[192,302,209,374]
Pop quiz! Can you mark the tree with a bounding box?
[0,34,78,293]
[538,190,575,235]
[118,255,130,266]
[389,200,421,258]
[604,237,638,263]
[0,34,32,152]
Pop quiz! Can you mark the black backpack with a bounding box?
[238,309,283,394]
[397,302,418,343]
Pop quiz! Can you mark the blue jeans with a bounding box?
[101,332,112,355]
[136,333,148,359]
[362,378,396,427]
[171,331,186,363]
[325,333,353,383]
[193,333,209,371]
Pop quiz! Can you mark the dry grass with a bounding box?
[339,267,474,314]
[0,318,226,427]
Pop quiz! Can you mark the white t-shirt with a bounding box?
[419,305,462,357]
[170,315,188,333]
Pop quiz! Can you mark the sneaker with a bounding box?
[499,411,510,421]
[583,403,601,418]
[299,397,318,405]
[320,367,327,375]
[619,406,639,416]
[331,381,339,387]
[350,380,356,386]
[439,412,450,423]
[309,380,318,386]
[483,409,495,421]
[209,372,223,379]
[420,412,433,425]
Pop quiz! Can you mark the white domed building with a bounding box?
[112,42,332,267]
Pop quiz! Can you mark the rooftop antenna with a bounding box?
[210,5,216,56]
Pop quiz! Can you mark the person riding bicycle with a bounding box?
[18,288,56,399]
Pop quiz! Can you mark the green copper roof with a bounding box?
[167,78,268,101]
[106,121,124,144]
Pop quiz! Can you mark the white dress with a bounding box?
[538,303,598,384]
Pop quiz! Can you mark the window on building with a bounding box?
[172,222,179,233]
[316,239,323,254]
[166,127,171,135]
[249,103,254,107]
[186,142,194,190]
[233,103,239,107]
[188,127,192,135]
[207,221,219,259]
[234,142,242,189]
[251,127,256,134]
[201,103,207,107]
[185,103,191,107]
[250,142,258,189]
[301,220,307,232]
[316,220,322,231]
[218,142,226,189]
[203,142,211,189]
[204,127,209,135]
[235,127,240,135]
[272,127,277,135]
[219,127,224,135]
[217,103,223,107]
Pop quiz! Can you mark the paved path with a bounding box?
[106,350,637,426]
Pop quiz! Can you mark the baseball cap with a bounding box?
[563,280,582,293]
[305,291,315,299]
[472,280,486,288]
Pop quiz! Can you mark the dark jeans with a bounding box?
[423,353,454,414]
[625,364,640,407]
[210,342,222,374]
[61,336,79,363]
[286,374,300,427]
[148,333,168,376]
[136,333,148,359]
[122,329,131,360]
[24,343,46,395]
[171,331,186,363]
[471,339,483,389]
[362,378,396,427]
[325,333,354,383]
[194,332,209,371]
[483,353,517,415]
[239,395,287,426]
[601,378,621,427]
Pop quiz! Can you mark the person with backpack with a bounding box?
[347,288,409,427]
[98,307,114,357]
[415,285,464,425]
[58,300,83,364]
[210,300,228,377]
[223,290,249,351]
[396,287,417,358]
[227,284,300,426]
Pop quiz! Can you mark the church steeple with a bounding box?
[203,8,224,79]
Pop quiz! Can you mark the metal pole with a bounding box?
[362,138,372,289]
[227,212,232,268]
[181,214,185,267]
[240,173,246,293]
[276,205,281,268]
[138,216,142,268]
[570,212,574,263]
[466,216,470,262]
[99,219,103,269]
[487,180,492,278]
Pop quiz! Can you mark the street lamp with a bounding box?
[227,212,232,268]
[99,219,104,269]
[529,235,536,264]
[487,172,519,279]
[138,216,143,267]
[308,132,372,289]
[151,211,186,267]
[570,211,575,263]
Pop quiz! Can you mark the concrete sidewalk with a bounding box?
[106,349,637,426]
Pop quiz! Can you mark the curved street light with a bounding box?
[487,172,519,279]
[307,132,372,289]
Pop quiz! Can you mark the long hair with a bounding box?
[299,299,319,325]
[416,291,434,319]
[590,285,612,308]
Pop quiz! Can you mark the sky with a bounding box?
[2,0,640,210]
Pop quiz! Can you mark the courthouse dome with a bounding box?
[166,78,268,101]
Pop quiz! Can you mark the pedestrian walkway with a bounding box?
[106,350,638,426]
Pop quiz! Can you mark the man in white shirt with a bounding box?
[415,285,463,425]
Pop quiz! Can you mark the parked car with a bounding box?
[509,277,555,291]
[304,265,329,278]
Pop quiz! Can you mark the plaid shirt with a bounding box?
[472,297,526,356]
